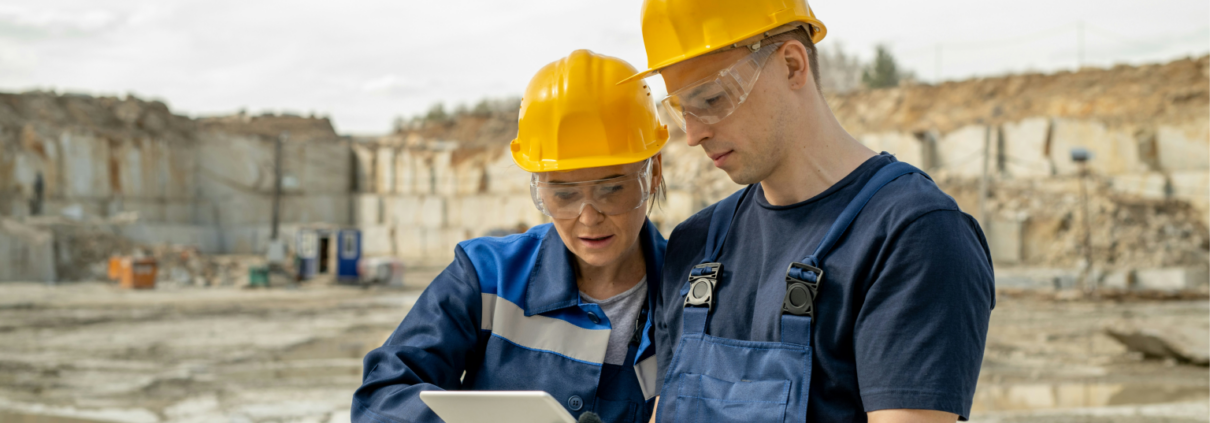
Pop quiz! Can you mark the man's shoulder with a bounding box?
[666,203,712,253]
[865,171,965,229]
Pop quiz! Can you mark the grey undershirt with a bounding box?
[580,276,647,365]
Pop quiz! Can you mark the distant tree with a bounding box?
[424,103,448,123]
[817,43,864,94]
[862,45,901,89]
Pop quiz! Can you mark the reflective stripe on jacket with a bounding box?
[353,221,665,423]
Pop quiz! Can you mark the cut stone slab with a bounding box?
[1105,324,1209,366]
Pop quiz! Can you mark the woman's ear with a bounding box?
[652,154,664,194]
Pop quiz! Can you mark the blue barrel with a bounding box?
[337,229,362,281]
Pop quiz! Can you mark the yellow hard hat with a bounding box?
[621,0,827,83]
[511,49,668,173]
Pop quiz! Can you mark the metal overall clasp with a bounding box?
[783,262,821,317]
[684,263,722,311]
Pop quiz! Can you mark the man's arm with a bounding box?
[868,409,958,423]
[855,209,995,420]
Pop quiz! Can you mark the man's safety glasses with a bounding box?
[660,41,784,131]
[530,159,653,219]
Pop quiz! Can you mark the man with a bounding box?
[622,1,996,422]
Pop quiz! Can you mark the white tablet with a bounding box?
[419,390,577,423]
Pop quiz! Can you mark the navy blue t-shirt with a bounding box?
[654,153,995,421]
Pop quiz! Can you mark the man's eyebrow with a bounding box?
[547,174,626,184]
[683,81,721,101]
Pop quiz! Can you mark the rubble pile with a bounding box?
[828,56,1210,134]
[394,99,521,146]
[942,176,1210,269]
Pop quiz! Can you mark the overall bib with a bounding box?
[657,162,923,423]
[592,304,654,423]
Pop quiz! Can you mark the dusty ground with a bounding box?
[0,279,1205,423]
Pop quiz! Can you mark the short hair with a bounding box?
[766,25,822,92]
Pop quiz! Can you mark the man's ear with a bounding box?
[780,41,811,91]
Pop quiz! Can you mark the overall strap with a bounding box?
[683,186,751,335]
[781,161,926,344]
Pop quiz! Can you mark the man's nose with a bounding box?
[683,116,711,147]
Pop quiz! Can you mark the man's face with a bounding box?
[660,46,789,185]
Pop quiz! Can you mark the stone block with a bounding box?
[1170,171,1209,225]
[936,125,994,178]
[1001,118,1053,178]
[361,225,395,256]
[283,195,350,225]
[1049,119,1145,176]
[484,149,531,195]
[1106,323,1209,365]
[381,196,412,226]
[1110,172,1169,200]
[433,151,456,196]
[986,219,1023,264]
[1156,123,1210,171]
[352,144,375,193]
[418,196,446,229]
[374,147,396,194]
[394,149,416,195]
[59,132,112,198]
[354,195,382,225]
[393,226,425,259]
[993,267,1078,290]
[0,220,56,282]
[1134,267,1210,291]
[1100,269,1132,290]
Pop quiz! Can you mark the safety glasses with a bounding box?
[530,159,653,219]
[660,41,784,131]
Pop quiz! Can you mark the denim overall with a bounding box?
[657,162,923,423]
[591,304,654,423]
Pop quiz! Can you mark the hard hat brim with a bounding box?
[619,18,826,85]
[511,142,665,173]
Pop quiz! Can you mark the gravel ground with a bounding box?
[0,281,1205,423]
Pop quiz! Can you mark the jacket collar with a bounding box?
[524,219,666,316]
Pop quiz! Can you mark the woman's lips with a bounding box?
[578,235,615,249]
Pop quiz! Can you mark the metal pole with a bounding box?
[271,131,286,241]
[1079,163,1094,295]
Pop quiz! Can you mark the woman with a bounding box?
[353,50,669,423]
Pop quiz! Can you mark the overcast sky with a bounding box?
[1,0,1206,134]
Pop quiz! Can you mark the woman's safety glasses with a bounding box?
[660,41,784,131]
[530,159,653,219]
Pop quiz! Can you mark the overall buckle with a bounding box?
[783,262,821,317]
[684,263,722,311]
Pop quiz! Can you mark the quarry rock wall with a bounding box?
[0,56,1206,280]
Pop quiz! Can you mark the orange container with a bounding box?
[107,256,123,281]
[119,258,157,289]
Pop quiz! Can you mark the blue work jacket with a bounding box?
[353,221,666,423]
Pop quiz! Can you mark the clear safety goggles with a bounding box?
[530,158,654,219]
[660,41,784,131]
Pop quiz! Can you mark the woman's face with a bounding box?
[538,156,662,270]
